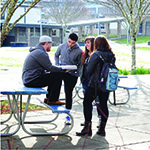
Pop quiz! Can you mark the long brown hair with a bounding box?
[94,36,112,51]
[82,36,95,64]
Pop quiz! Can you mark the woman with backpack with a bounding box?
[76,36,116,136]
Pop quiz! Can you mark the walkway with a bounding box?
[1,67,150,150]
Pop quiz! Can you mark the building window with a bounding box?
[35,27,40,37]
[146,22,150,28]
[101,24,105,29]
[43,28,48,35]
[95,23,105,29]
[19,27,26,37]
[139,23,142,34]
[30,27,34,37]
[89,8,96,14]
[9,28,15,36]
[52,30,56,36]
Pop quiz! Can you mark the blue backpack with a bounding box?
[96,52,119,92]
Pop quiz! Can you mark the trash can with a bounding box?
[148,41,150,46]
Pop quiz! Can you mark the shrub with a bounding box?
[119,67,150,75]
[131,67,150,75]
[122,69,129,75]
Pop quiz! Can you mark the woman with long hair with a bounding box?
[76,36,116,136]
[80,36,101,127]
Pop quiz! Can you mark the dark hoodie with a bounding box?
[87,49,115,89]
[22,44,64,85]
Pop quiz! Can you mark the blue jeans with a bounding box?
[82,80,101,118]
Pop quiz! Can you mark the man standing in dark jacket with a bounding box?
[22,35,66,105]
[55,33,82,110]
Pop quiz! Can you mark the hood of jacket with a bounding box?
[67,42,80,52]
[29,44,44,52]
[95,49,115,63]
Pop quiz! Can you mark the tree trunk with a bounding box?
[1,29,9,46]
[62,25,68,43]
[131,34,136,70]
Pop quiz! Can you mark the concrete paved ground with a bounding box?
[1,67,150,150]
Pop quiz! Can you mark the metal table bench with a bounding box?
[109,85,138,105]
[0,86,73,136]
[72,76,138,105]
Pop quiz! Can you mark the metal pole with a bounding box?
[98,22,100,35]
[40,23,42,37]
[40,11,43,37]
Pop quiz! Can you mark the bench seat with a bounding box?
[46,105,70,113]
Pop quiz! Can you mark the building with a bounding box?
[1,1,150,47]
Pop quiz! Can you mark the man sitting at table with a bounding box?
[22,35,68,105]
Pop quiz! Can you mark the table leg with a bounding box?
[0,95,21,137]
[20,95,22,125]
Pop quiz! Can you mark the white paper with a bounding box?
[57,65,77,70]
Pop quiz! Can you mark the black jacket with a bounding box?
[87,49,115,89]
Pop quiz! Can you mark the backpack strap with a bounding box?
[95,52,105,62]
[94,52,104,97]
[95,51,115,64]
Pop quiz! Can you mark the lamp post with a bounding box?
[97,14,102,35]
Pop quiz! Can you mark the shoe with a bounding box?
[44,98,48,103]
[97,122,106,136]
[80,122,85,126]
[97,117,101,128]
[65,116,71,125]
[76,121,92,136]
[46,100,65,105]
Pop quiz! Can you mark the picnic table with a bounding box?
[0,86,73,136]
[71,76,138,105]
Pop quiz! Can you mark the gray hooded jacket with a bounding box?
[55,42,82,77]
[22,44,64,85]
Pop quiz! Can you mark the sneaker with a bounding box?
[97,118,101,128]
[46,100,65,105]
[65,116,71,125]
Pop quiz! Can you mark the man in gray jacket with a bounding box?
[55,33,82,109]
[22,35,66,105]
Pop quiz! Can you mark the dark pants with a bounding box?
[83,87,109,123]
[82,80,101,117]
[62,73,78,109]
[25,73,62,102]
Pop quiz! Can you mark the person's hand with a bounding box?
[66,69,70,72]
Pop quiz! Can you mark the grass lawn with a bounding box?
[0,46,60,67]
[0,46,57,53]
[0,36,150,70]
[115,35,150,45]
[136,47,150,51]
[0,100,48,114]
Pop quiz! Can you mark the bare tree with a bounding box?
[40,0,90,42]
[0,0,41,46]
[83,0,150,70]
